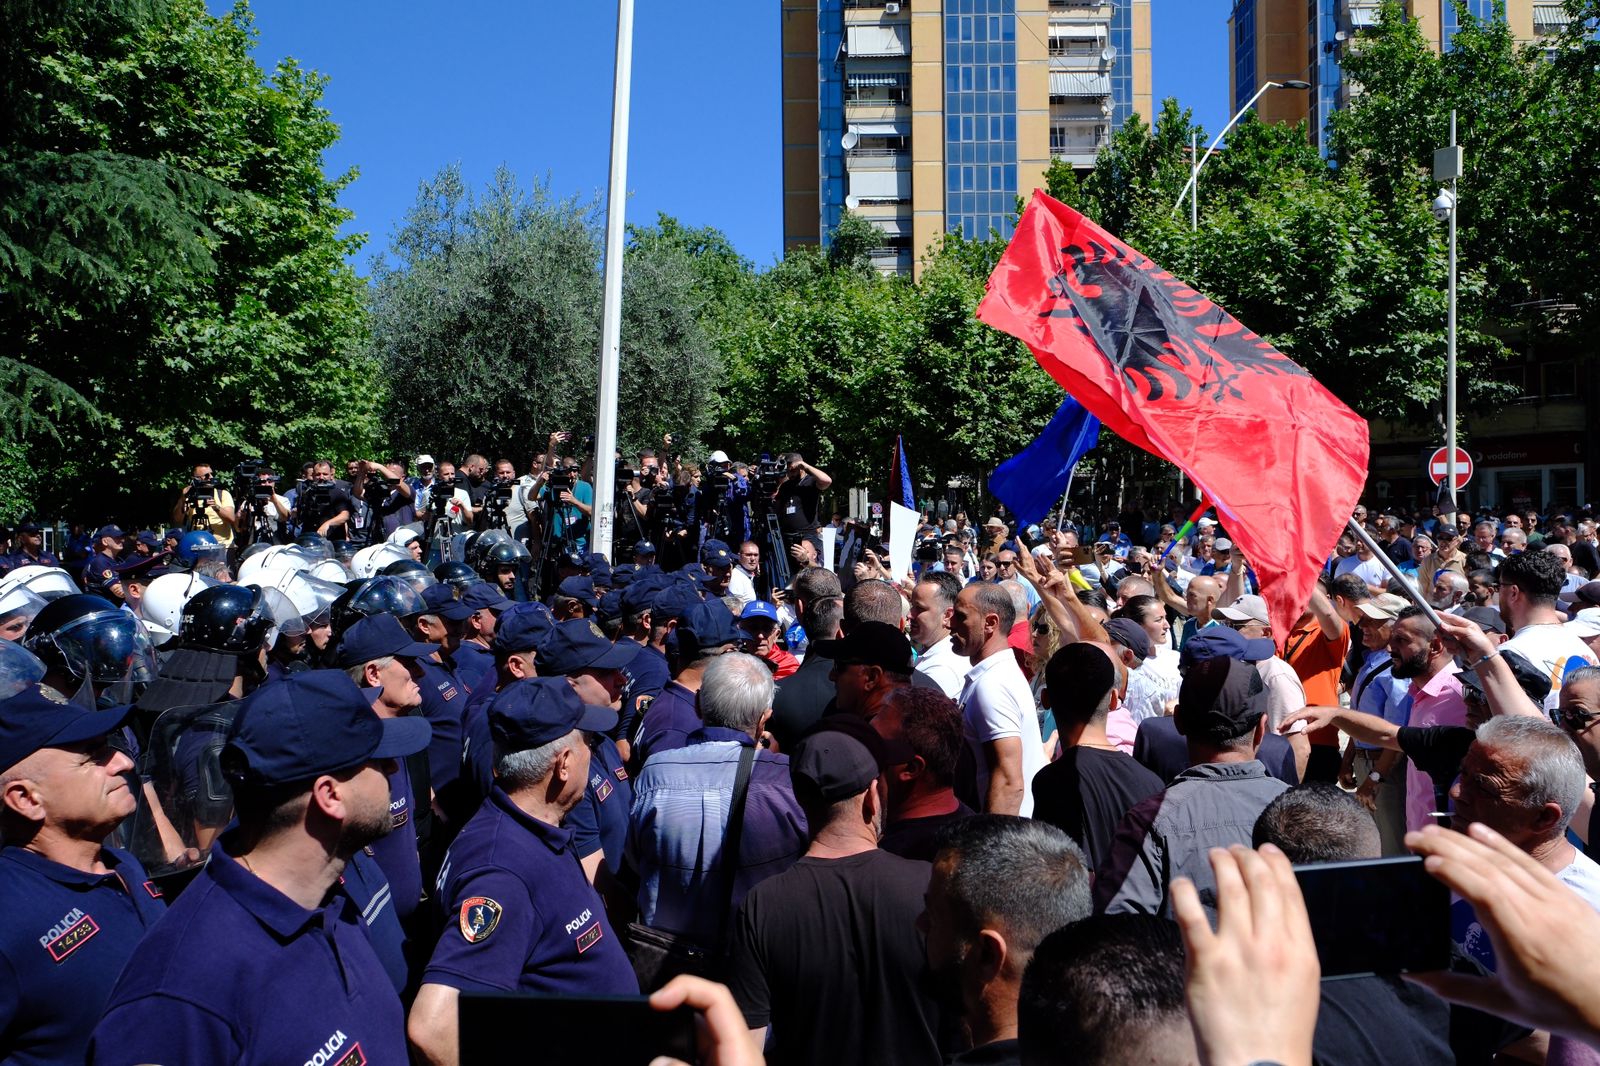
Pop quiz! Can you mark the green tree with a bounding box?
[2,0,380,520]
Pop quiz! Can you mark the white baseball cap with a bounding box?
[708,450,730,464]
[415,454,434,468]
[1213,537,1233,552]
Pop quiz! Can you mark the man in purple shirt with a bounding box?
[88,670,430,1066]
[628,652,807,945]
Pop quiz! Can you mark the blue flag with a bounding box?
[895,435,916,511]
[989,396,1101,526]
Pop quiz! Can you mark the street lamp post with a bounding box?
[1433,111,1463,521]
[1173,79,1312,228]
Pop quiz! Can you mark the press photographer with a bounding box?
[418,459,474,542]
[697,449,751,546]
[231,462,291,547]
[291,460,355,540]
[772,451,832,548]
[482,458,535,536]
[170,463,237,544]
[350,459,415,542]
[534,434,594,555]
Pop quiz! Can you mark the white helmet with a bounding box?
[387,524,424,548]
[0,565,78,602]
[250,568,345,625]
[139,571,220,642]
[0,584,48,636]
[307,558,353,583]
[351,543,412,579]
[235,544,317,584]
[708,450,730,464]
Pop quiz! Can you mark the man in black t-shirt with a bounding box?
[874,685,975,862]
[772,452,832,547]
[1031,643,1164,868]
[725,727,944,1066]
[296,460,356,541]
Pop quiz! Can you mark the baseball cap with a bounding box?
[652,582,703,623]
[634,540,657,556]
[419,582,471,622]
[790,728,880,802]
[415,454,435,468]
[810,620,914,673]
[620,573,668,615]
[493,601,555,656]
[1175,656,1267,742]
[1573,582,1600,610]
[136,530,161,548]
[332,614,439,668]
[984,516,1007,529]
[15,520,41,534]
[1180,625,1274,670]
[588,560,613,589]
[1214,594,1269,626]
[597,589,625,622]
[1567,609,1600,641]
[1459,649,1548,707]
[740,600,780,625]
[462,584,512,613]
[0,688,135,772]
[222,670,430,787]
[1460,605,1507,635]
[1104,617,1154,661]
[95,525,126,541]
[701,540,734,569]
[1197,517,1218,529]
[677,600,743,657]
[1355,593,1410,622]
[610,563,636,588]
[557,576,599,610]
[536,618,640,675]
[1212,538,1234,552]
[489,677,617,751]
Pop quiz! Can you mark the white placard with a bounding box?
[888,502,918,583]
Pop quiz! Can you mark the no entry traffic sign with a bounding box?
[1428,447,1473,489]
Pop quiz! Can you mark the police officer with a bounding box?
[553,575,597,621]
[614,574,671,762]
[409,678,637,1065]
[334,615,440,926]
[1,520,58,573]
[83,526,128,605]
[0,688,166,1065]
[453,582,512,695]
[25,594,158,706]
[408,584,473,815]
[453,603,553,827]
[87,670,429,1065]
[534,620,638,882]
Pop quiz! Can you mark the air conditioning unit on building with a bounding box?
[885,2,901,12]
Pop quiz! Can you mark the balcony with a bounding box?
[1050,128,1108,166]
[846,147,910,169]
[868,246,913,275]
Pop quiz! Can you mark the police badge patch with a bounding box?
[459,897,502,943]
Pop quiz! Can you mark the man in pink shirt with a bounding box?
[1389,608,1469,831]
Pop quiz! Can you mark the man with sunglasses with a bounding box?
[1498,550,1598,711]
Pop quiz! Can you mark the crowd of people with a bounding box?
[6,452,1600,1065]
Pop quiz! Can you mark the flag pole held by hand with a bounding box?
[1344,517,1445,630]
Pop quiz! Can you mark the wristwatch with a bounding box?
[1367,771,1383,784]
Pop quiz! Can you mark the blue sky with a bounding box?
[234,1,1231,272]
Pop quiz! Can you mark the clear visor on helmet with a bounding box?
[3,567,79,602]
[51,610,159,685]
[307,559,353,584]
[351,575,426,619]
[0,641,47,699]
[386,568,439,599]
[296,534,335,562]
[247,585,306,641]
[0,585,48,637]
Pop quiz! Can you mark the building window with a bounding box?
[943,0,1019,241]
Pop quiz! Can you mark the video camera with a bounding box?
[547,467,575,494]
[706,457,733,478]
[914,537,942,563]
[615,462,639,491]
[756,453,786,495]
[490,476,517,503]
[189,474,216,505]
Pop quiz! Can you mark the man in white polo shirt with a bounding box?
[950,581,1045,816]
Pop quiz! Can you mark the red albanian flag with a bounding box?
[977,191,1369,647]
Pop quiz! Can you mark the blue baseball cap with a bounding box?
[598,589,624,622]
[621,573,669,615]
[493,601,555,655]
[135,530,161,547]
[701,540,734,569]
[557,576,598,610]
[490,677,617,750]
[0,688,134,771]
[223,670,430,787]
[589,561,613,589]
[584,552,610,571]
[162,528,183,543]
[333,614,439,668]
[633,540,657,557]
[678,600,742,656]
[652,581,702,622]
[740,600,780,624]
[536,618,641,676]
[462,583,512,613]
[610,563,637,588]
[1179,625,1274,671]
[94,525,126,541]
[419,582,471,621]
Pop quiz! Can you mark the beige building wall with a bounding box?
[1015,0,1053,214]
[1131,0,1154,122]
[910,5,945,271]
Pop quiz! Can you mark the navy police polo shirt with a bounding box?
[564,737,633,875]
[452,640,495,697]
[618,642,669,746]
[416,658,467,793]
[423,788,636,996]
[87,838,405,1066]
[366,760,421,921]
[0,845,165,1066]
[630,679,701,769]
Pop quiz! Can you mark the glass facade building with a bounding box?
[943,3,1019,241]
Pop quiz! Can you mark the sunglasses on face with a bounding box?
[1555,706,1599,733]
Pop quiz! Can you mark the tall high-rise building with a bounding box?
[1228,0,1569,152]
[781,0,1151,275]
